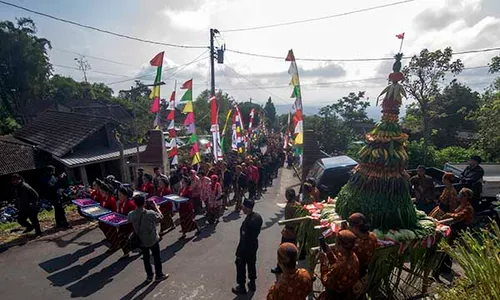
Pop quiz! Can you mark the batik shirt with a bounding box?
[267,268,313,300]
[320,251,360,295]
[353,232,378,271]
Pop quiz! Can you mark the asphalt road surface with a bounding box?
[0,168,297,300]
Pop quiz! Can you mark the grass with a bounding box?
[0,205,78,233]
[436,221,500,300]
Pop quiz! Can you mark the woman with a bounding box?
[301,183,315,205]
[141,173,155,199]
[206,175,222,225]
[319,230,360,300]
[200,175,211,208]
[190,170,202,215]
[98,184,119,255]
[114,186,136,258]
[348,213,378,277]
[434,188,475,280]
[429,172,458,220]
[157,176,175,233]
[90,180,104,203]
[179,177,201,239]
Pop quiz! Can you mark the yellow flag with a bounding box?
[294,132,303,145]
[183,101,193,113]
[192,152,201,165]
[289,74,299,86]
[149,86,160,99]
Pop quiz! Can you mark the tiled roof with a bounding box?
[13,110,113,157]
[72,105,132,123]
[54,145,147,167]
[0,136,48,176]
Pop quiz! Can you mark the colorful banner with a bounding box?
[149,51,164,129]
[220,109,233,150]
[166,85,178,166]
[232,105,245,153]
[210,95,223,162]
[286,49,303,152]
[180,79,200,165]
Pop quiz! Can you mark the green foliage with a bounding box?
[489,55,500,74]
[471,85,500,161]
[304,114,352,154]
[402,47,464,161]
[436,222,500,300]
[345,142,364,160]
[263,97,277,130]
[406,139,437,168]
[434,146,488,167]
[323,91,371,127]
[0,116,20,135]
[0,18,52,127]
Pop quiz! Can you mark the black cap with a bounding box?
[243,198,255,209]
[470,155,482,164]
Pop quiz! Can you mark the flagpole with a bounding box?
[398,37,404,54]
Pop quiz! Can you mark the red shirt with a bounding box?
[118,199,136,215]
[179,186,194,214]
[101,195,117,212]
[141,182,155,198]
[157,187,173,197]
[90,189,104,203]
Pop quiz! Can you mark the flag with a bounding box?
[184,112,195,125]
[182,101,193,113]
[396,32,405,39]
[220,109,233,150]
[210,95,223,162]
[181,79,193,90]
[150,51,165,67]
[186,123,196,134]
[150,97,160,113]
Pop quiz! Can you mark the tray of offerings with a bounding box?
[98,212,128,227]
[80,206,112,219]
[148,196,169,205]
[164,194,189,203]
[71,198,99,208]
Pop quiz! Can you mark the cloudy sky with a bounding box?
[1,0,499,117]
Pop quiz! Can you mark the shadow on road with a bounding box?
[46,249,111,287]
[39,240,105,274]
[160,236,193,263]
[66,254,140,297]
[232,291,255,300]
[119,280,164,300]
[223,211,242,223]
[261,211,284,231]
[192,223,216,242]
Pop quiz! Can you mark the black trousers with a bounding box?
[18,208,41,234]
[50,198,69,227]
[248,181,257,200]
[141,242,163,277]
[236,255,257,285]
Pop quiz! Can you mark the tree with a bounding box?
[330,91,371,127]
[238,101,262,129]
[192,89,234,135]
[263,97,277,130]
[402,47,464,162]
[0,18,52,130]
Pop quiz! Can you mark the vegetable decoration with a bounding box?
[335,53,417,229]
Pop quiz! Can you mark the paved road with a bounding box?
[0,168,297,300]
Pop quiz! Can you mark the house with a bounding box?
[55,98,133,123]
[13,110,145,186]
[0,136,52,197]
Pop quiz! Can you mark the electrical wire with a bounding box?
[105,50,209,85]
[0,0,208,49]
[226,46,500,62]
[221,0,415,32]
[52,48,138,68]
[52,63,130,78]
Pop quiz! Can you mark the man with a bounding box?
[233,165,248,213]
[409,165,436,214]
[460,155,484,207]
[267,243,313,300]
[41,165,71,229]
[12,174,42,236]
[348,213,378,277]
[221,162,232,210]
[318,230,360,300]
[247,160,259,200]
[233,199,263,295]
[153,167,163,194]
[272,188,300,274]
[190,170,203,214]
[128,194,168,282]
[136,167,144,190]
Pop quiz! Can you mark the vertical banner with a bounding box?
[180,79,200,165]
[166,84,178,165]
[149,51,165,129]
[286,49,303,159]
[210,95,223,162]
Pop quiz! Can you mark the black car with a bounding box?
[307,156,358,199]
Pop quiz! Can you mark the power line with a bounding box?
[52,48,137,68]
[221,0,415,32]
[218,65,490,91]
[227,46,500,63]
[52,63,130,78]
[106,51,209,85]
[0,0,207,49]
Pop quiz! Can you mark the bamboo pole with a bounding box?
[278,216,313,225]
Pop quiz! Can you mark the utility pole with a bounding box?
[209,29,217,97]
[74,55,91,83]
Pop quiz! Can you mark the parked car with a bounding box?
[307,156,358,200]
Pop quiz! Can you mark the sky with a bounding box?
[1,0,499,117]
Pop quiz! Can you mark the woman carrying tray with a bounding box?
[97,184,121,255]
[141,174,155,199]
[178,177,201,239]
[113,186,137,258]
[206,175,222,225]
[157,176,175,233]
